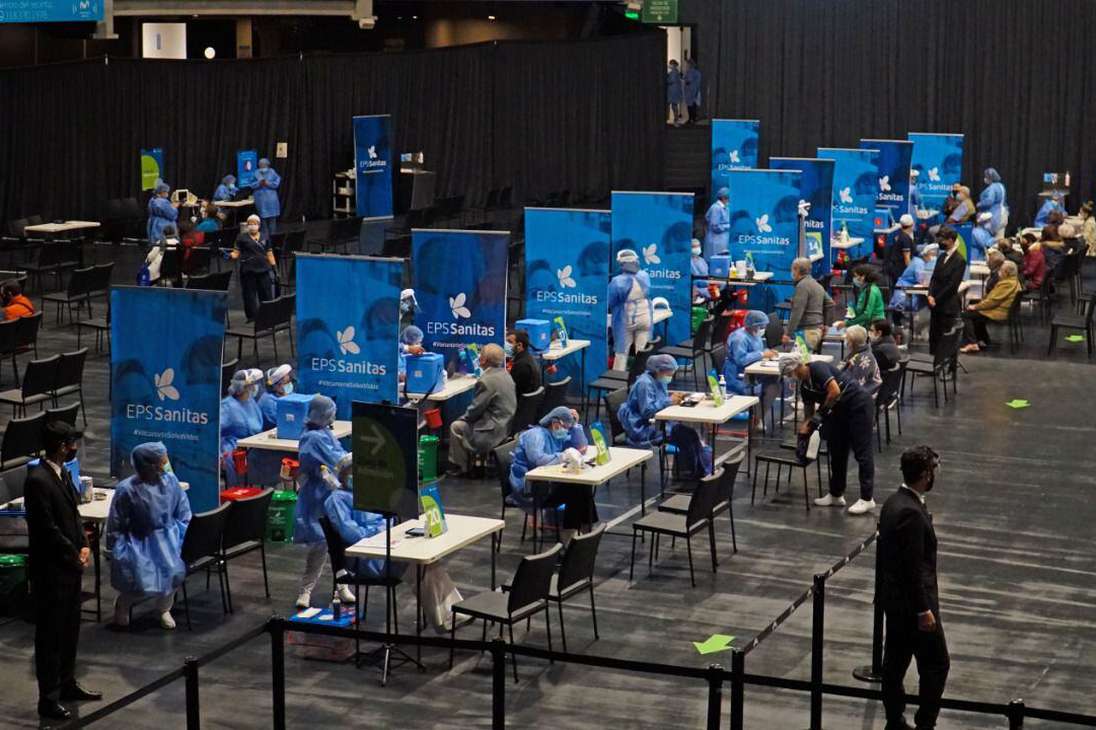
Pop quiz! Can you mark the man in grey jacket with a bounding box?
[783,257,833,351]
[447,343,517,477]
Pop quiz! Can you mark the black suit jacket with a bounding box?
[928,249,966,316]
[23,463,87,580]
[878,487,939,617]
[509,349,542,397]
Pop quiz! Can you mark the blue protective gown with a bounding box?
[213,183,238,201]
[666,68,683,104]
[195,218,220,234]
[294,426,347,545]
[704,201,730,258]
[691,255,710,298]
[607,270,653,349]
[617,372,671,446]
[257,391,280,430]
[683,67,701,106]
[1034,199,1063,228]
[248,391,291,486]
[909,183,923,213]
[146,196,178,243]
[105,473,192,596]
[971,226,994,262]
[508,424,588,507]
[322,489,407,579]
[251,167,282,219]
[219,395,263,486]
[722,327,766,396]
[977,181,1007,233]
[889,257,929,310]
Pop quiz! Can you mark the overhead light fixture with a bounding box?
[624,0,642,20]
[412,15,418,20]
[204,46,216,59]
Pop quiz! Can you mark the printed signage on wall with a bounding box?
[353,114,394,219]
[711,119,760,202]
[771,157,835,274]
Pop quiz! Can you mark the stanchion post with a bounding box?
[808,574,825,730]
[491,638,506,730]
[854,529,884,683]
[184,657,200,730]
[730,649,745,730]
[1007,699,1025,729]
[270,617,286,730]
[706,663,724,730]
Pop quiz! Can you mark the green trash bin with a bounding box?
[266,490,297,543]
[418,435,439,482]
[691,305,708,333]
[0,554,27,615]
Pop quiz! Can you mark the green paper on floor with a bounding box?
[693,634,735,654]
[1005,399,1031,409]
[1065,335,1085,343]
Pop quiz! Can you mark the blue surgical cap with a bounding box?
[307,394,337,427]
[646,353,679,373]
[717,187,730,199]
[984,168,1001,182]
[228,369,260,396]
[538,406,575,428]
[223,174,236,185]
[400,325,423,345]
[154,180,170,194]
[745,310,769,330]
[131,441,167,475]
[259,158,271,167]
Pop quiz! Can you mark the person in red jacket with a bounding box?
[1019,234,1046,292]
[2,279,35,320]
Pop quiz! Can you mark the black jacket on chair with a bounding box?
[23,462,87,580]
[877,487,939,617]
[927,249,966,317]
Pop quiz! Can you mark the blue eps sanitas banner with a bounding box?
[140,148,164,192]
[412,229,509,366]
[819,147,878,256]
[722,170,802,312]
[524,208,611,393]
[711,119,760,202]
[771,157,834,275]
[908,133,964,213]
[1,0,102,23]
[353,114,394,219]
[860,139,913,219]
[110,287,227,513]
[296,254,401,419]
[237,150,258,190]
[610,192,693,348]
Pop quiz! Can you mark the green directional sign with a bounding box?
[642,0,678,24]
[352,402,419,518]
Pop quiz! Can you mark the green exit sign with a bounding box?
[642,0,678,24]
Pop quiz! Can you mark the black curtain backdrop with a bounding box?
[713,0,1096,222]
[0,32,664,223]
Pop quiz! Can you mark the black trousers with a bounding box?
[240,269,274,322]
[927,309,957,355]
[882,609,950,728]
[545,484,598,530]
[33,573,83,701]
[687,103,701,122]
[825,395,875,501]
[961,310,993,345]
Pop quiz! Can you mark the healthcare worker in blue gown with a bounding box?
[247,364,295,486]
[508,406,593,536]
[690,238,712,299]
[146,180,179,244]
[723,311,779,432]
[618,354,712,477]
[704,187,731,258]
[294,395,357,609]
[977,167,1008,235]
[608,248,653,371]
[397,325,425,381]
[106,442,192,631]
[1034,191,1065,228]
[219,369,264,486]
[213,175,238,202]
[971,212,995,262]
[250,158,282,239]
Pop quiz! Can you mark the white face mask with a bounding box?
[691,248,702,256]
[248,224,260,233]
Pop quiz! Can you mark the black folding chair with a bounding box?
[178,503,232,630]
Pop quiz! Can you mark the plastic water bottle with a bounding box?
[718,374,727,397]
[332,597,342,620]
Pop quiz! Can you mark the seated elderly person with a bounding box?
[1020,234,1047,292]
[1040,224,1066,275]
[981,249,1006,296]
[960,260,1021,353]
[618,354,712,477]
[508,406,592,538]
[448,343,515,477]
[868,319,902,373]
[840,325,881,397]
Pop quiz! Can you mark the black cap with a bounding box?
[43,421,83,451]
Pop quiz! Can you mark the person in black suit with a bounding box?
[926,226,966,355]
[23,421,101,721]
[878,445,949,730]
[506,329,542,397]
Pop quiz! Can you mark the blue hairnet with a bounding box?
[259,158,271,167]
[223,174,236,185]
[984,168,1001,182]
[131,441,167,474]
[307,394,337,427]
[400,325,423,345]
[228,369,260,396]
[745,310,769,329]
[154,181,170,194]
[717,187,730,199]
[538,406,575,428]
[646,353,679,373]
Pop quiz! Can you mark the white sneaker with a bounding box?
[847,498,877,515]
[814,494,846,507]
[112,597,130,628]
[159,611,177,630]
[295,591,311,609]
[336,585,357,604]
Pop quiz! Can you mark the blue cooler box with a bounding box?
[276,393,315,440]
[515,319,551,351]
[709,254,731,278]
[406,353,445,394]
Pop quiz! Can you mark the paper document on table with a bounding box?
[295,607,321,619]
[359,531,404,549]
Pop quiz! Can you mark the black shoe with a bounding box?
[37,699,71,720]
[884,721,914,730]
[60,682,102,701]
